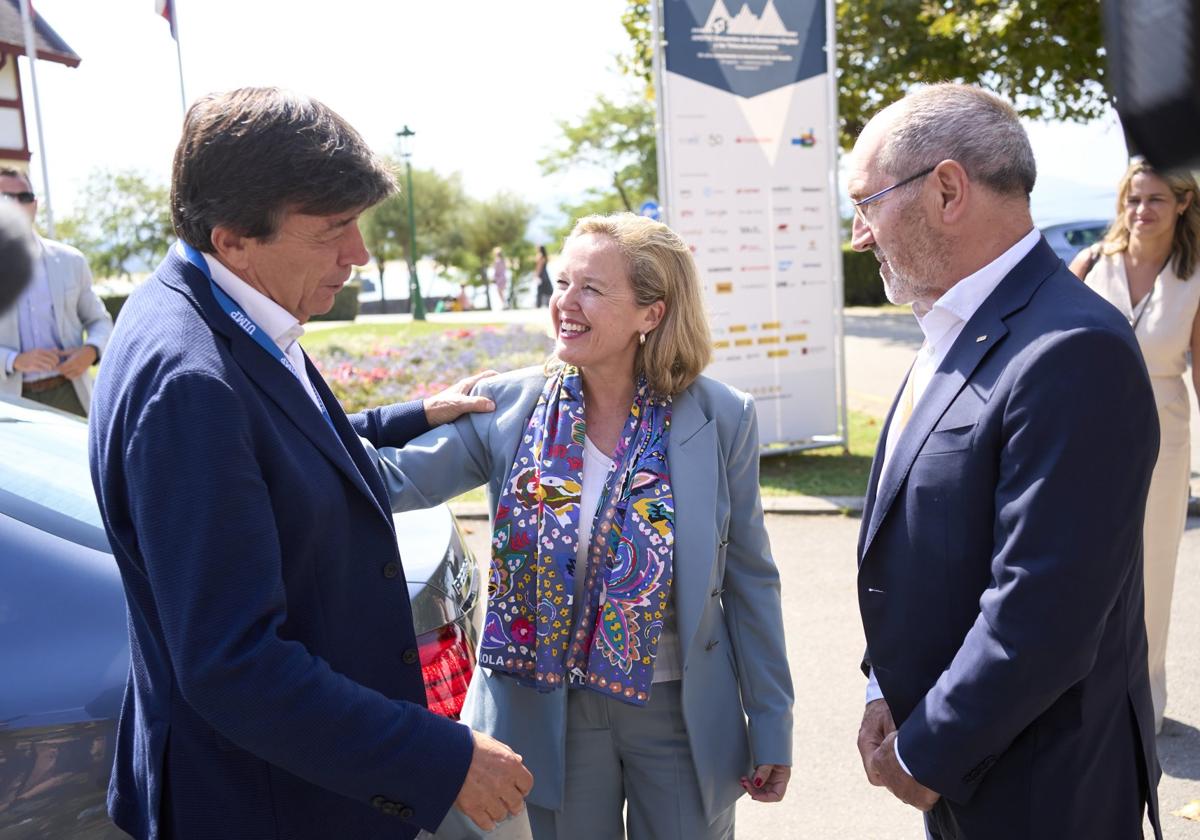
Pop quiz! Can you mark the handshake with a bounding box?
[455,730,534,832]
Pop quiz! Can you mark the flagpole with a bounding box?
[171,0,186,115]
[18,0,53,236]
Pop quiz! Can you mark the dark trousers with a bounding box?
[23,378,86,417]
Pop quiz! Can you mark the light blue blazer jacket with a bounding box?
[370,367,794,822]
[0,236,113,412]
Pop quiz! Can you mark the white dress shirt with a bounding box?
[866,227,1040,773]
[196,245,323,413]
[7,239,58,380]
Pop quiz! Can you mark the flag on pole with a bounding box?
[155,0,177,40]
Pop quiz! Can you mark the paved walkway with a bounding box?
[456,514,1200,838]
[841,305,1200,500]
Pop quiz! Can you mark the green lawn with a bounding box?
[758,410,880,498]
[304,320,496,349]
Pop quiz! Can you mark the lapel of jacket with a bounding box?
[857,363,909,562]
[859,237,1058,560]
[161,250,389,519]
[667,386,717,665]
[305,351,393,520]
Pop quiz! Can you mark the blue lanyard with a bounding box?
[181,243,338,436]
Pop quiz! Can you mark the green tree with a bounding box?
[360,164,467,297]
[616,0,1106,149]
[446,192,536,309]
[835,0,1105,146]
[56,169,173,280]
[539,94,657,245]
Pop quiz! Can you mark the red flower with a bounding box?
[566,457,583,471]
[511,617,534,644]
[496,504,510,520]
[511,532,532,550]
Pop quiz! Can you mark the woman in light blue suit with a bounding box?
[373,213,793,839]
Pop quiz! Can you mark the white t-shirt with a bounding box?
[573,436,682,684]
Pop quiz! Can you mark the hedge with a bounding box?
[310,282,361,322]
[101,281,361,324]
[841,245,888,307]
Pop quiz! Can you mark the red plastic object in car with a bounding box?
[418,621,475,719]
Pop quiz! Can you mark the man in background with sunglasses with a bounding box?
[0,166,112,417]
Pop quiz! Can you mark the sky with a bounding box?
[16,0,1131,236]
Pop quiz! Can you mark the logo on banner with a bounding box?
[791,129,817,147]
[666,0,826,98]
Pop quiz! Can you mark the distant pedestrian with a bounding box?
[455,283,472,312]
[534,245,552,308]
[493,247,507,309]
[0,166,113,417]
[1071,159,1200,734]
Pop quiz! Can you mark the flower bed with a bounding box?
[311,325,554,413]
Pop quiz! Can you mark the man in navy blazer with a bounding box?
[849,84,1162,839]
[89,87,531,839]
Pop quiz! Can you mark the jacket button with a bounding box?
[382,561,400,579]
[371,795,385,810]
[399,806,414,820]
[402,648,419,665]
[382,802,398,816]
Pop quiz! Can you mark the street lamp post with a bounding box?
[396,125,426,321]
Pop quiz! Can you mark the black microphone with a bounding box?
[0,201,33,315]
[1104,0,1200,170]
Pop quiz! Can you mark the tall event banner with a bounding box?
[655,0,845,449]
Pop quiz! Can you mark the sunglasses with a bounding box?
[1,191,36,204]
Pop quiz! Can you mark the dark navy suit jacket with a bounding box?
[858,239,1163,840]
[89,249,473,839]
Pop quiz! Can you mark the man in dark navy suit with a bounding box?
[849,84,1163,839]
[89,87,531,839]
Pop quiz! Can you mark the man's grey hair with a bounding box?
[878,84,1036,200]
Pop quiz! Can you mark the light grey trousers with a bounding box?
[526,680,735,840]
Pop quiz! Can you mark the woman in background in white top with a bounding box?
[375,213,793,839]
[1071,160,1200,733]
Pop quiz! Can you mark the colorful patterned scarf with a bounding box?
[479,365,674,706]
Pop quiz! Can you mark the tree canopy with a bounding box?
[616,0,1106,149]
[57,169,173,280]
[360,164,468,292]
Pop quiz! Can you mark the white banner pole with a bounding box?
[18,0,53,237]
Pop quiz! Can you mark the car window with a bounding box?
[1065,226,1106,248]
[0,402,102,531]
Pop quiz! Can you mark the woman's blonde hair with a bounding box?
[560,213,711,396]
[1102,160,1200,278]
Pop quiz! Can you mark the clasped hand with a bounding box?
[13,345,97,380]
[857,698,939,812]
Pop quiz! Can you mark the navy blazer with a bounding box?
[858,238,1163,840]
[89,249,473,840]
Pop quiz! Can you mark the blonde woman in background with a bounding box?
[1071,159,1200,733]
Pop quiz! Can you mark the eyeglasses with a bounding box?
[1,191,36,204]
[852,165,935,224]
